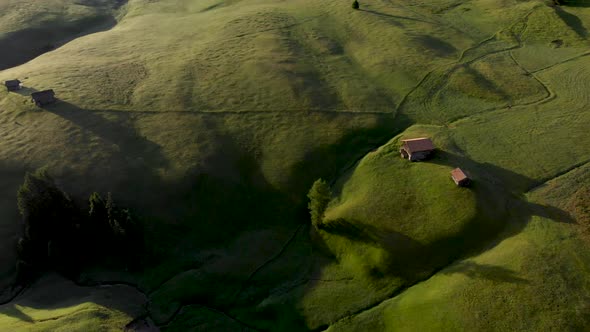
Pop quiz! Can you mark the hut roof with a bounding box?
[451,168,468,182]
[31,89,55,101]
[4,80,20,87]
[402,137,435,153]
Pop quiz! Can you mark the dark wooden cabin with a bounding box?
[451,168,471,187]
[31,90,56,106]
[4,80,21,91]
[400,137,435,161]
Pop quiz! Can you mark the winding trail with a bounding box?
[526,159,590,194]
[531,50,590,74]
[229,223,306,306]
[154,223,306,329]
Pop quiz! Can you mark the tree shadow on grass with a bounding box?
[359,9,435,25]
[287,113,405,206]
[0,305,34,323]
[441,261,530,284]
[555,6,589,38]
[460,65,512,102]
[412,34,459,58]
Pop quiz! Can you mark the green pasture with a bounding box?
[0,0,589,330]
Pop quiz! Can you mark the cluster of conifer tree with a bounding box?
[15,169,142,284]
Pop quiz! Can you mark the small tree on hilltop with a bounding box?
[352,0,360,10]
[307,179,332,229]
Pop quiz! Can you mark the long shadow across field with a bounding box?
[45,101,167,167]
[42,101,168,205]
[0,273,146,327]
[0,1,128,70]
[555,6,589,37]
[560,1,590,8]
[150,115,406,331]
[8,102,565,331]
[0,18,114,70]
[2,103,316,329]
[359,9,435,25]
[13,86,39,97]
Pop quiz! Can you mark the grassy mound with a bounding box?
[328,163,590,331]
[323,126,487,275]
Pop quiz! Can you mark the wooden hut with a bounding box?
[400,137,435,161]
[451,168,471,187]
[4,80,21,91]
[31,90,56,106]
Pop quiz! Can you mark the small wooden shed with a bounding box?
[451,168,471,187]
[400,137,435,161]
[31,89,56,106]
[4,80,21,91]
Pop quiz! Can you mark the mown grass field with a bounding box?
[0,0,589,330]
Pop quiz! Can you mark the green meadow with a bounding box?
[0,0,589,330]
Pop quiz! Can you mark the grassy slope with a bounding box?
[0,274,145,331]
[0,0,124,70]
[328,164,590,332]
[0,0,589,330]
[319,3,590,331]
[0,0,123,295]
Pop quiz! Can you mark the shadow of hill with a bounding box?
[288,113,405,208]
[0,0,128,70]
[2,105,313,329]
[140,115,409,331]
[0,305,33,323]
[0,273,145,326]
[559,1,590,8]
[412,34,459,58]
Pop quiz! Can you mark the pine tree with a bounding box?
[307,179,332,229]
[16,168,76,281]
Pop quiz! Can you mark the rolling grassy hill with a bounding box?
[0,0,125,70]
[0,0,589,330]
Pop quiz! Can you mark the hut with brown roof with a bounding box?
[4,80,21,91]
[400,137,435,161]
[451,168,471,187]
[31,89,56,106]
